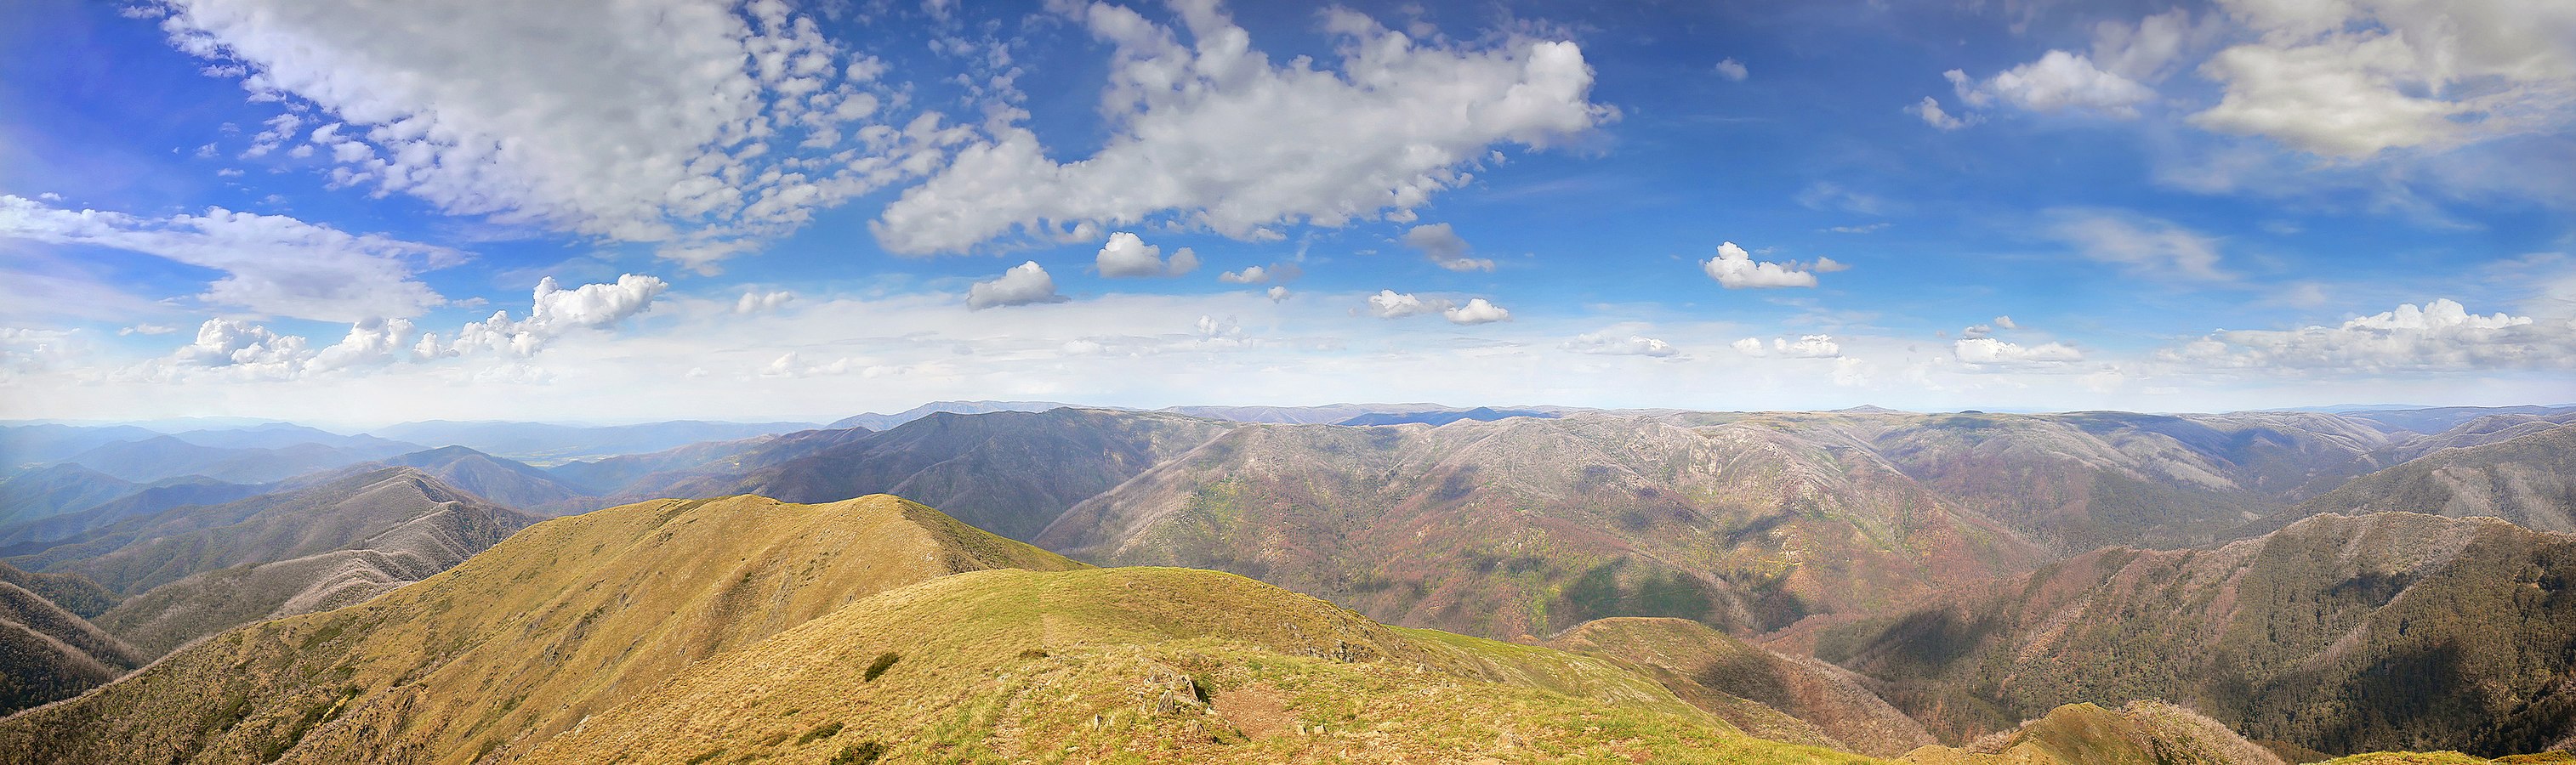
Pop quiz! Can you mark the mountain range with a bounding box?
[2,402,2573,762]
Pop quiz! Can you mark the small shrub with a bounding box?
[862,652,900,682]
[797,722,844,745]
[828,741,887,765]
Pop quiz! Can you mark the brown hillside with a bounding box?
[1814,513,2576,757]
[1040,416,2045,641]
[1551,616,1936,756]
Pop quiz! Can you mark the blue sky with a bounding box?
[1,0,2571,426]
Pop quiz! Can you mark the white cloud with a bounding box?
[0,194,457,321]
[307,317,424,372]
[2191,0,2576,158]
[1958,50,2157,118]
[118,324,180,336]
[1715,58,1749,82]
[1443,298,1510,325]
[734,290,795,314]
[128,273,671,382]
[1908,96,1971,130]
[2090,8,2201,82]
[2045,209,2230,280]
[0,328,84,382]
[1993,314,2019,329]
[1954,337,2084,366]
[1701,241,1840,289]
[444,274,670,357]
[1774,335,1841,359]
[1265,286,1289,302]
[966,261,1064,309]
[170,318,311,377]
[1219,265,1270,283]
[1564,332,1676,356]
[1732,335,1840,358]
[1367,290,1443,319]
[1094,231,1197,278]
[869,3,1613,253]
[1402,223,1495,272]
[156,0,947,266]
[1831,357,1876,387]
[2157,298,2576,371]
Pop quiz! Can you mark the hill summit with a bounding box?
[0,493,1081,764]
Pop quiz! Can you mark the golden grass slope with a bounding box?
[0,493,1082,764]
[521,565,1881,765]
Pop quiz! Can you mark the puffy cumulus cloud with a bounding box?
[306,317,425,373]
[440,274,672,357]
[1443,298,1510,325]
[869,3,1613,254]
[1994,315,2020,329]
[1094,231,1197,277]
[734,290,794,314]
[1367,290,1442,319]
[1924,9,2208,127]
[164,318,314,379]
[1700,241,1845,289]
[1775,335,1841,358]
[1908,96,1972,130]
[1265,286,1290,302]
[1714,58,1749,82]
[0,194,456,321]
[1954,337,2084,366]
[1402,224,1493,272]
[2045,209,2230,280]
[2192,0,2576,157]
[1563,332,1676,357]
[156,0,953,267]
[2156,298,2576,371]
[1950,51,2156,119]
[966,261,1065,309]
[134,274,672,382]
[1732,335,1841,358]
[1219,265,1270,283]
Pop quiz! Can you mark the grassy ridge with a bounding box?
[524,566,1881,764]
[0,493,1080,764]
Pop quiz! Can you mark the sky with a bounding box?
[1,0,2572,427]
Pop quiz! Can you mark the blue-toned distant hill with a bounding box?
[1336,406,1559,426]
[367,419,822,463]
[0,475,265,548]
[823,400,1084,431]
[2313,404,2576,434]
[53,435,416,484]
[1156,403,1445,423]
[378,445,589,509]
[0,423,162,476]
